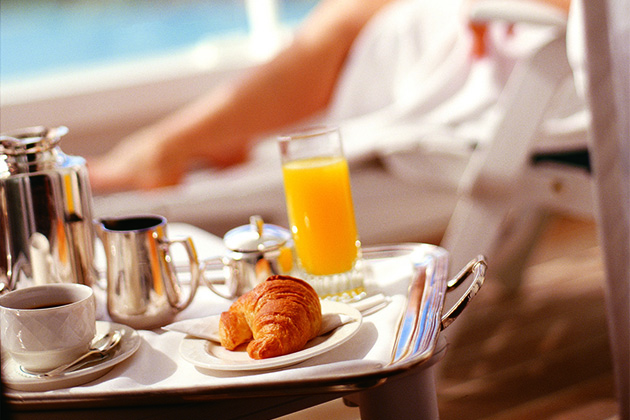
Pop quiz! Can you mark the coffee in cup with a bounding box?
[0,283,96,372]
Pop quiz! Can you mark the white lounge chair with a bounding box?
[440,0,593,292]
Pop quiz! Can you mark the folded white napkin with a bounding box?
[163,293,389,342]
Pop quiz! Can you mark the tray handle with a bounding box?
[441,255,487,330]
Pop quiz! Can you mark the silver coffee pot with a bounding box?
[0,126,97,293]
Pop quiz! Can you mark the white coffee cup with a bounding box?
[0,283,96,372]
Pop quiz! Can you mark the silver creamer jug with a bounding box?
[0,126,97,293]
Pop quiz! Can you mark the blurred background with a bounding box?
[1,0,457,245]
[1,0,318,157]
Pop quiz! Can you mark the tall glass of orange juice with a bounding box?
[278,127,364,301]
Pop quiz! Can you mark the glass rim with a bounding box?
[277,125,339,143]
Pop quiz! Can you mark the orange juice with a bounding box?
[282,156,359,276]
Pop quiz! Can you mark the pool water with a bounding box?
[0,0,317,82]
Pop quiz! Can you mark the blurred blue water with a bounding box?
[0,0,317,82]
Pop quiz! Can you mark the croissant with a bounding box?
[219,275,322,359]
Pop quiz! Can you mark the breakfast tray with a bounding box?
[4,224,485,418]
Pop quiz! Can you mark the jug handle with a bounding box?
[160,237,200,311]
[199,257,239,300]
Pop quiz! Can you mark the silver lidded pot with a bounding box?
[202,215,295,299]
[0,126,97,293]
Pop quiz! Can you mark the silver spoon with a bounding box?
[39,330,123,378]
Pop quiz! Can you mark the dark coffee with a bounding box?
[27,301,73,310]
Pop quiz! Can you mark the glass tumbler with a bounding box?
[278,126,365,301]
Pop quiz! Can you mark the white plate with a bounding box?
[2,321,141,392]
[179,300,362,371]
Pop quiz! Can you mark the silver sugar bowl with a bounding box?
[202,215,295,299]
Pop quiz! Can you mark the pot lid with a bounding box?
[223,215,292,253]
[0,126,68,156]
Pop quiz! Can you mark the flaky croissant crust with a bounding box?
[219,275,322,359]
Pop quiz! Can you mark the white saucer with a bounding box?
[2,321,141,392]
[180,300,362,371]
